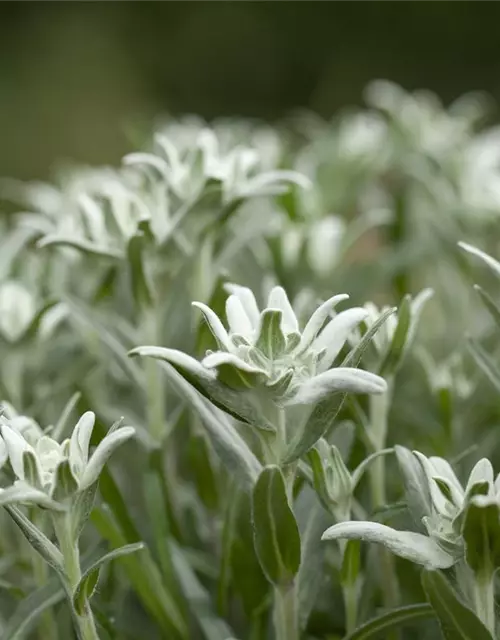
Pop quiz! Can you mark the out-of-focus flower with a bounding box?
[0,411,135,505]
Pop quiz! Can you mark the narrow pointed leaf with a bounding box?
[342,307,396,367]
[255,309,286,360]
[151,360,262,491]
[395,445,433,528]
[314,308,369,372]
[80,426,135,490]
[474,285,500,330]
[127,229,154,309]
[422,569,494,640]
[379,294,411,377]
[5,505,64,573]
[73,482,99,541]
[192,301,232,351]
[459,242,500,278]
[343,604,435,640]
[296,294,349,354]
[73,542,145,615]
[267,286,299,334]
[52,391,82,441]
[466,337,500,392]
[52,459,79,501]
[252,465,301,585]
[38,235,123,259]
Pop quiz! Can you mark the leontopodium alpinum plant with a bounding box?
[131,283,387,463]
[4,82,500,640]
[131,283,387,640]
[323,448,500,635]
[0,408,136,640]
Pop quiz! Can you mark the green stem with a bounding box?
[390,182,409,300]
[473,572,495,635]
[249,612,267,640]
[274,406,298,499]
[343,582,358,635]
[368,389,399,613]
[54,516,99,640]
[274,582,299,640]
[142,306,166,442]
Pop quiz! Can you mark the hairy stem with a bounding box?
[53,516,99,640]
[343,582,358,635]
[142,306,166,442]
[368,389,399,614]
[274,582,299,640]
[390,182,409,300]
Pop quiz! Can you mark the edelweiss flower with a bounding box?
[125,126,310,207]
[0,411,134,507]
[323,449,500,572]
[193,283,386,402]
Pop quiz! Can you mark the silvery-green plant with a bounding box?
[322,448,500,634]
[131,283,388,640]
[131,283,387,463]
[3,81,500,640]
[0,409,136,640]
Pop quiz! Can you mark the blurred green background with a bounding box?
[1,2,500,180]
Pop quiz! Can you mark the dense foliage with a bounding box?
[1,80,500,639]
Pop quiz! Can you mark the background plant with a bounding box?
[1,81,500,640]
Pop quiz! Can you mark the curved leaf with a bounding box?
[459,242,500,278]
[322,521,456,569]
[343,603,435,640]
[73,542,145,615]
[130,346,274,431]
[38,235,123,260]
[151,359,262,492]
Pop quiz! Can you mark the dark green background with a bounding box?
[1,2,500,179]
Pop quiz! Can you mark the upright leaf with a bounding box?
[474,285,500,331]
[462,496,500,576]
[252,465,301,585]
[466,337,500,393]
[459,242,500,278]
[379,295,411,377]
[170,542,236,640]
[395,445,433,530]
[422,570,494,640]
[127,227,154,309]
[298,502,330,627]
